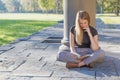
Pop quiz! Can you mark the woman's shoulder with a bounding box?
[89,26,98,36]
[89,26,96,30]
[70,25,75,34]
[70,25,75,31]
[71,25,75,29]
[89,26,97,31]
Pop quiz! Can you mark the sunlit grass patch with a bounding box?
[96,14,120,24]
[0,20,57,46]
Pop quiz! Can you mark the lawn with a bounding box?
[0,13,63,46]
[96,14,120,24]
[0,20,57,46]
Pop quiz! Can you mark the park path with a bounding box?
[0,18,120,80]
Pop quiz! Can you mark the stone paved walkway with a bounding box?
[0,18,120,80]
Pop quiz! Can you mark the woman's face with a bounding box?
[79,19,89,29]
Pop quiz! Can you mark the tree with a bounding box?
[97,0,120,16]
[30,0,40,12]
[0,0,6,12]
[0,0,63,13]
[97,0,106,13]
[3,0,20,12]
[55,0,63,14]
[114,0,120,16]
[20,0,40,12]
[19,0,32,12]
[96,0,101,13]
[38,0,55,13]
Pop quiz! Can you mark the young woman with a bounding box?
[57,11,105,68]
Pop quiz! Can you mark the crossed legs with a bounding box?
[57,49,105,68]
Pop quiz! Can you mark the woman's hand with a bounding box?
[71,52,80,59]
[83,27,91,35]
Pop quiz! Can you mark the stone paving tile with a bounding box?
[0,72,10,80]
[0,43,27,57]
[41,61,67,72]
[99,42,120,49]
[0,51,4,54]
[40,44,60,66]
[7,76,31,80]
[96,71,119,78]
[93,57,118,75]
[31,77,61,80]
[29,35,45,41]
[12,58,46,73]
[19,41,48,50]
[12,70,53,77]
[95,56,120,80]
[113,58,120,77]
[61,77,95,80]
[96,76,120,80]
[0,56,26,72]
[0,76,5,80]
[105,52,120,58]
[22,49,44,60]
[0,45,14,51]
[14,41,36,51]
[30,43,49,50]
[52,69,95,78]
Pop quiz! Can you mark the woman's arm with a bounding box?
[89,34,99,51]
[70,32,76,53]
[70,32,80,58]
[83,27,99,51]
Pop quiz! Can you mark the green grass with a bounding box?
[96,14,120,24]
[0,20,57,46]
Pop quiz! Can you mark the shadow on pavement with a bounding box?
[68,55,120,78]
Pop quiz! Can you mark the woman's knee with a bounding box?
[56,50,78,63]
[83,49,105,65]
[56,51,66,61]
[97,50,105,62]
[93,49,105,62]
[93,49,105,56]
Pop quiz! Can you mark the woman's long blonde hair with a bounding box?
[75,11,90,45]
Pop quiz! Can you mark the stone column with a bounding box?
[59,0,69,51]
[59,0,96,51]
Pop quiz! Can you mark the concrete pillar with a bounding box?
[59,0,96,51]
[59,0,69,51]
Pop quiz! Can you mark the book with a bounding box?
[80,54,93,59]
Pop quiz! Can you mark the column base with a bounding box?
[59,44,70,51]
[59,39,70,51]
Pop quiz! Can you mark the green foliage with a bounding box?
[20,0,40,12]
[55,0,63,14]
[97,0,120,16]
[0,0,63,13]
[38,0,55,11]
[0,20,57,46]
[96,14,120,24]
[3,0,20,12]
[0,0,6,12]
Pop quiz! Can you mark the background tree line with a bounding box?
[96,0,120,16]
[0,0,119,16]
[0,0,63,14]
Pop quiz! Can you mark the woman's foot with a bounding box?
[66,62,80,68]
[87,63,95,68]
[78,61,85,67]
